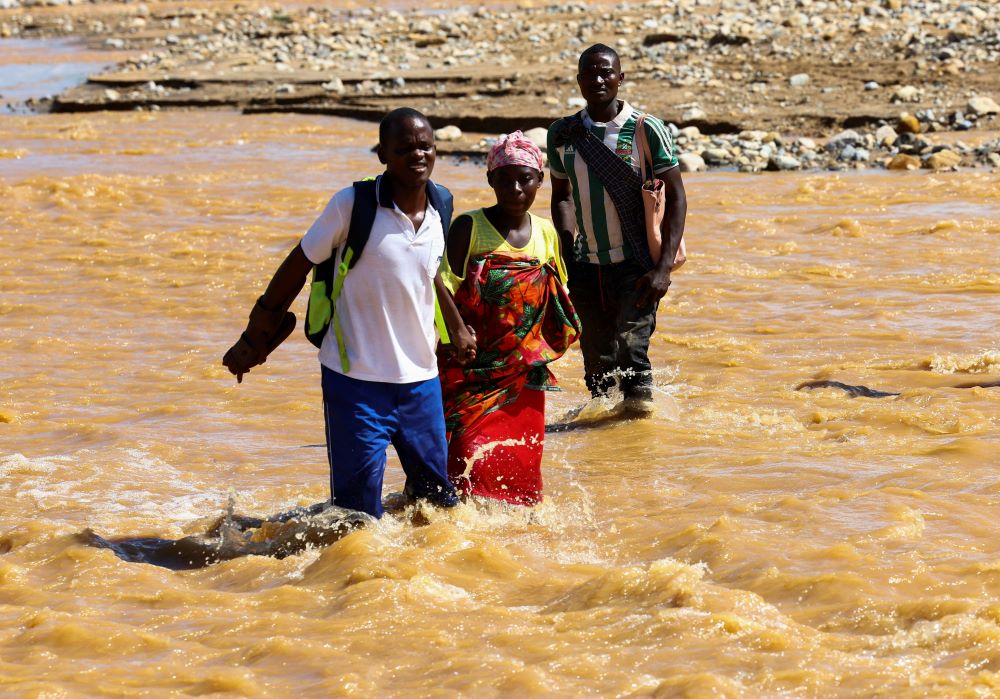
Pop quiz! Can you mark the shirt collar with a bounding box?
[582,101,633,128]
[376,174,438,214]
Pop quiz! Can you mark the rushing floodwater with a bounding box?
[1,106,998,697]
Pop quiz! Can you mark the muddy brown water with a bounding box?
[1,106,999,696]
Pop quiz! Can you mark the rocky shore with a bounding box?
[2,0,999,171]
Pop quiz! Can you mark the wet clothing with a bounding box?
[302,178,457,517]
[548,102,676,400]
[547,101,677,266]
[322,367,456,518]
[568,259,658,400]
[439,210,580,505]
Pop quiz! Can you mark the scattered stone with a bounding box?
[434,125,462,141]
[682,105,706,121]
[887,154,920,170]
[824,129,861,151]
[892,85,922,103]
[897,113,921,134]
[322,78,344,94]
[567,97,587,109]
[14,0,1000,173]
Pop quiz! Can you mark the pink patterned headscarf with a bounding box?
[486,131,544,172]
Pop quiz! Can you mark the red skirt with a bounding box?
[447,388,545,506]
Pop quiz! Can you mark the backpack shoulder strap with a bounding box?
[427,181,454,238]
[343,178,380,269]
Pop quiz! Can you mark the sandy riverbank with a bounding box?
[2,0,999,170]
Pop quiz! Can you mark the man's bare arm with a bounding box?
[550,176,576,269]
[659,167,687,273]
[222,243,312,382]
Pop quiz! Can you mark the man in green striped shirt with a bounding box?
[549,43,687,415]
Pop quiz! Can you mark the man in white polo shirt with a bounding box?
[223,108,462,518]
[548,44,688,416]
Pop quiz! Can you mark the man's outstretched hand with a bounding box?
[223,331,269,383]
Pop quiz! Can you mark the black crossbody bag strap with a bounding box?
[562,114,654,271]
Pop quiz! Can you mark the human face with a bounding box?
[576,53,623,107]
[487,165,543,218]
[377,117,436,189]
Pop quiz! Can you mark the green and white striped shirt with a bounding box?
[547,102,678,265]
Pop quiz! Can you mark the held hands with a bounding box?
[634,267,672,308]
[450,324,478,366]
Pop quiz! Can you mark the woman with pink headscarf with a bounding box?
[438,132,581,506]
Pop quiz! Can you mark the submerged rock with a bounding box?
[81,501,375,569]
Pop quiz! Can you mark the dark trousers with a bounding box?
[568,259,658,400]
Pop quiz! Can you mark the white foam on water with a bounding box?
[3,445,256,528]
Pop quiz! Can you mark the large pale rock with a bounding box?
[892,85,922,103]
[701,148,730,165]
[875,124,898,147]
[434,125,462,141]
[769,154,801,170]
[923,149,962,170]
[967,96,999,116]
[678,152,707,172]
[523,127,548,150]
[322,78,345,94]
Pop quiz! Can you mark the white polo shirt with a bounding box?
[300,179,445,384]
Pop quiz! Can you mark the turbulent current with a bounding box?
[1,107,999,696]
